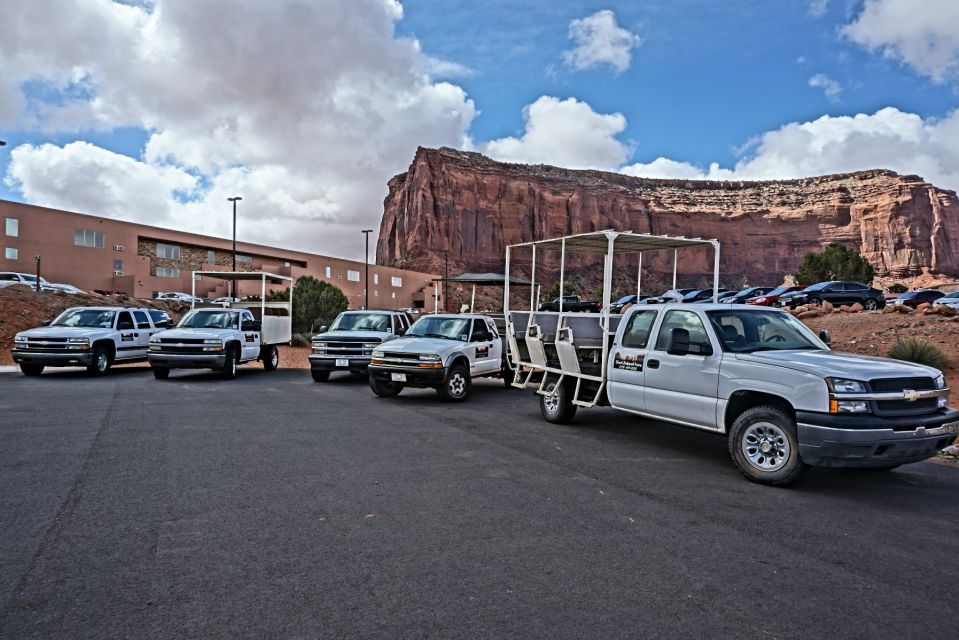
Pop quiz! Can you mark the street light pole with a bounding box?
[361,229,373,309]
[227,196,242,298]
[34,255,40,292]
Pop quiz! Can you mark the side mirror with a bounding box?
[819,329,832,346]
[41,319,51,326]
[241,320,261,332]
[318,325,328,334]
[666,328,691,356]
[396,326,406,336]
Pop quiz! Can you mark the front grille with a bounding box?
[21,338,71,351]
[869,377,938,417]
[159,337,206,344]
[312,339,380,357]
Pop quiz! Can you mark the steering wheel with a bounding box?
[765,334,787,343]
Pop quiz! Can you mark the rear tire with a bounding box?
[311,370,330,382]
[438,363,470,402]
[262,344,279,371]
[502,357,514,389]
[369,376,402,397]
[221,346,239,380]
[87,346,112,376]
[540,378,577,424]
[19,363,44,376]
[152,367,170,380]
[864,298,879,311]
[728,405,806,486]
[807,296,822,307]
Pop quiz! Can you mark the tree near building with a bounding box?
[258,276,348,334]
[793,243,874,285]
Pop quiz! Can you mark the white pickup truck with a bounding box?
[11,306,171,375]
[308,310,411,382]
[147,271,292,380]
[505,231,959,485]
[367,313,508,401]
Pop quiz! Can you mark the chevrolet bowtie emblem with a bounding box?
[903,390,920,402]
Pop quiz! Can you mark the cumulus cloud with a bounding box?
[843,0,959,82]
[0,0,476,258]
[808,73,843,101]
[620,107,959,192]
[562,10,641,74]
[482,96,631,170]
[809,0,829,17]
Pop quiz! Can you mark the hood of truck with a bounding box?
[16,326,115,340]
[377,336,465,359]
[153,328,235,341]
[313,330,392,342]
[735,349,940,381]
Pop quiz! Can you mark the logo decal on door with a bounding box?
[475,345,489,358]
[245,333,256,343]
[613,351,643,372]
[120,333,134,342]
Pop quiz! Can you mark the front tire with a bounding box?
[152,367,170,380]
[19,363,44,376]
[221,346,239,380]
[728,405,806,486]
[369,376,402,397]
[311,370,331,382]
[262,344,279,371]
[864,298,879,311]
[87,346,112,376]
[806,296,822,307]
[438,363,470,402]
[540,378,577,424]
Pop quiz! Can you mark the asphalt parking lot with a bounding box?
[1,366,958,639]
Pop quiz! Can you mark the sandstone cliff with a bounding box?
[377,147,959,289]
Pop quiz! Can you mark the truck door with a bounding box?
[469,319,499,374]
[485,318,503,371]
[606,309,658,412]
[131,310,154,358]
[114,311,140,361]
[642,309,721,429]
[240,311,260,360]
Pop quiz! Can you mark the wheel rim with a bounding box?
[865,299,877,310]
[96,352,108,372]
[230,355,237,376]
[741,422,790,472]
[543,383,560,415]
[448,372,466,397]
[271,348,279,367]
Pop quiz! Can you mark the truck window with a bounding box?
[621,310,657,348]
[116,311,135,331]
[133,310,151,329]
[654,310,709,351]
[470,319,488,342]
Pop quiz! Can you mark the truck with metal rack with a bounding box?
[504,230,958,485]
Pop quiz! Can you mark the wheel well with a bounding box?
[449,355,470,370]
[93,339,115,357]
[724,391,794,433]
[226,340,242,353]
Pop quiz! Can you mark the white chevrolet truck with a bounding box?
[308,310,411,382]
[147,271,292,380]
[505,230,959,485]
[12,306,171,375]
[367,313,509,401]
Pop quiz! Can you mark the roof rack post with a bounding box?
[559,238,566,314]
[672,249,678,290]
[600,232,615,377]
[470,283,476,312]
[529,244,537,312]
[637,253,642,299]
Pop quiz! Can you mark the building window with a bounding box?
[374,290,379,297]
[324,266,332,278]
[235,254,252,264]
[75,229,105,248]
[207,250,216,264]
[373,273,379,285]
[114,260,123,271]
[156,242,180,259]
[156,266,180,278]
[5,218,18,237]
[4,248,17,260]
[347,270,360,282]
[391,291,396,299]
[391,276,402,287]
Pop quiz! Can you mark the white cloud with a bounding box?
[620,107,959,192]
[482,96,631,170]
[809,0,829,18]
[843,0,959,82]
[0,0,476,258]
[808,73,843,101]
[562,10,641,74]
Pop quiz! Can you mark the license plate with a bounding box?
[335,358,349,367]
[391,373,406,382]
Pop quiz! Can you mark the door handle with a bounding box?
[647,359,660,369]
[133,333,139,337]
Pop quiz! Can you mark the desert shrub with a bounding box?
[543,281,583,301]
[888,338,948,370]
[794,243,874,285]
[887,283,908,294]
[290,333,311,348]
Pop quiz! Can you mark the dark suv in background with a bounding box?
[778,281,886,310]
[892,289,944,308]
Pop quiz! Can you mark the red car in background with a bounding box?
[745,285,804,306]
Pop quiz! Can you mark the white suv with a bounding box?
[0,272,51,289]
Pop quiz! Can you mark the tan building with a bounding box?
[0,199,443,310]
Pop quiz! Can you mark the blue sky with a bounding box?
[1,0,958,257]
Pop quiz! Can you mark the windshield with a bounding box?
[766,287,791,296]
[177,310,240,329]
[406,316,472,341]
[50,309,116,328]
[330,312,391,332]
[20,274,50,285]
[614,295,635,304]
[803,282,832,292]
[706,309,827,353]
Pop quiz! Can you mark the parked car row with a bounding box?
[1,272,85,294]
[626,281,893,311]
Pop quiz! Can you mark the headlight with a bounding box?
[149,335,161,343]
[826,378,867,394]
[67,337,89,344]
[418,353,442,362]
[312,341,327,348]
[753,297,766,303]
[14,334,27,342]
[935,375,946,390]
[833,400,869,413]
[363,343,379,349]
[371,350,385,359]
[203,339,222,345]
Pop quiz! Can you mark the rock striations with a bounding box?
[377,147,959,287]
